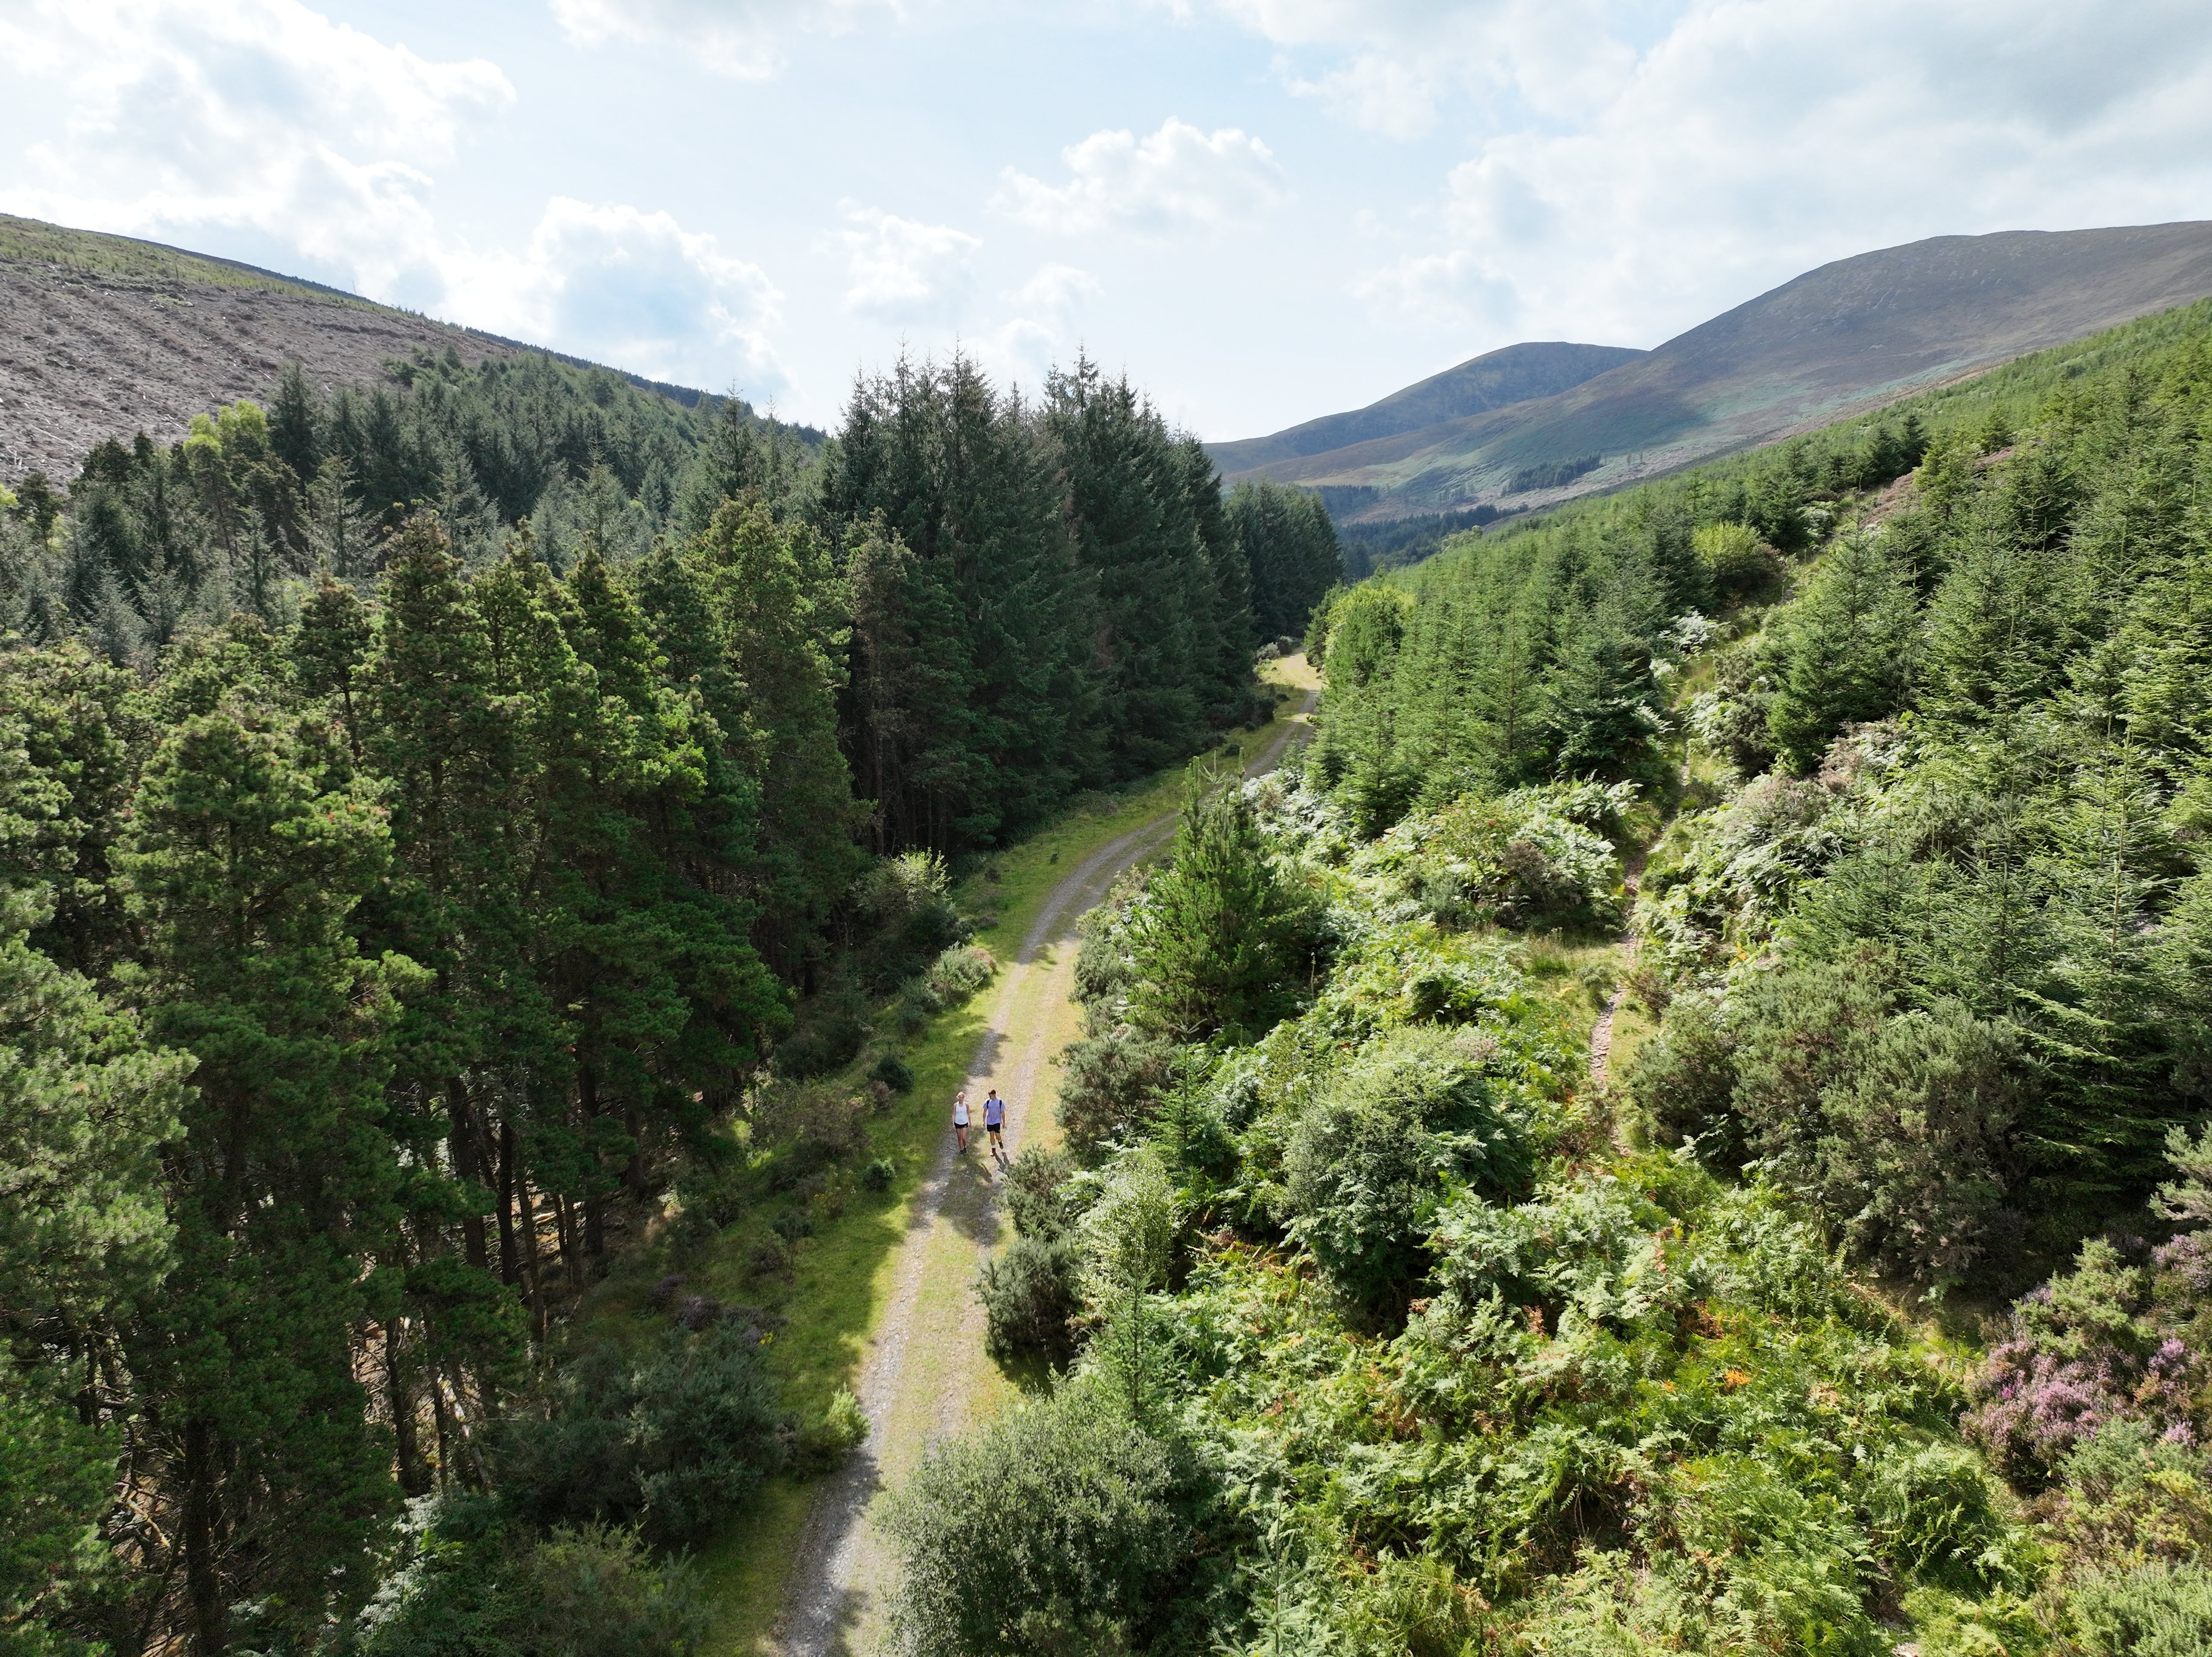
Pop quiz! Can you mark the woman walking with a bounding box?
[952,1089,970,1154]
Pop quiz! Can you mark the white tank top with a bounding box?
[953,1099,969,1125]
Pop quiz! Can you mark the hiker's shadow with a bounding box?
[944,1143,1006,1246]
[967,1028,1004,1075]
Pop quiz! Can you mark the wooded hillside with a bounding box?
[0,343,1343,1654]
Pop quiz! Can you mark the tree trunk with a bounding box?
[556,1190,581,1291]
[517,1171,547,1339]
[448,1077,489,1273]
[182,1415,226,1657]
[578,1061,607,1267]
[496,1120,519,1288]
[623,1099,645,1204]
[388,1319,429,1498]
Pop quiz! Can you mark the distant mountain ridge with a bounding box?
[1207,340,1643,473]
[1219,221,2212,519]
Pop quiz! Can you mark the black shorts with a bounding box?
[986,1120,1003,1134]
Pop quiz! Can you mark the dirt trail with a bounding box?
[772,678,1321,1657]
[1588,854,1646,1095]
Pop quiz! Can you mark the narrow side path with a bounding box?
[772,676,1321,1657]
[1588,852,1646,1095]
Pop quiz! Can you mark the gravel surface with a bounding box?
[772,687,1319,1657]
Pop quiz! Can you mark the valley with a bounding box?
[6,205,2212,1657]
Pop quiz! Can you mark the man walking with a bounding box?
[983,1089,1007,1159]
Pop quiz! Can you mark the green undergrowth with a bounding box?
[561,667,1312,1651]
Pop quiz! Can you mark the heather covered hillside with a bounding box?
[1222,222,2212,524]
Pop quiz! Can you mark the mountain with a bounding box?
[1219,221,2212,518]
[1206,340,1643,474]
[0,213,734,484]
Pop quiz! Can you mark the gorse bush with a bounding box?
[975,1235,1083,1368]
[883,1384,1196,1657]
[1001,1145,1082,1241]
[899,943,997,1020]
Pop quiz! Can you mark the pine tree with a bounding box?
[119,705,413,1655]
[1125,765,1304,1043]
[688,499,862,966]
[1767,528,1920,769]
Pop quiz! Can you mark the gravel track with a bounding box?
[771,685,1319,1657]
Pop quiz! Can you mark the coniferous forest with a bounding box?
[0,346,1341,1655]
[903,300,2212,1656]
[11,288,2212,1657]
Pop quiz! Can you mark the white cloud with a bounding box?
[548,0,906,78]
[995,117,1287,237]
[448,200,788,394]
[0,0,791,395]
[835,204,982,325]
[0,0,511,296]
[980,263,1104,387]
[1185,0,2212,350]
[1190,0,1635,139]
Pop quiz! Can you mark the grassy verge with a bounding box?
[567,661,1316,1653]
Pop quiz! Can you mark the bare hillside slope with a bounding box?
[0,214,715,484]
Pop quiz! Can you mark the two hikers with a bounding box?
[952,1087,1008,1158]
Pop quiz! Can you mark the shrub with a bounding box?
[497,1324,789,1545]
[881,1384,1192,1657]
[1683,639,1779,775]
[1694,520,1780,603]
[1732,954,2021,1285]
[900,943,998,1022]
[1072,872,1144,1021]
[861,1156,895,1192]
[857,850,968,992]
[1056,1028,1177,1153]
[1003,1145,1080,1240]
[766,1133,843,1192]
[1357,782,1627,934]
[1281,1026,1540,1311]
[2044,1419,2212,1574]
[1968,1239,2202,1484]
[2048,1563,2212,1657]
[773,992,869,1079]
[871,1052,913,1094]
[504,1526,711,1657]
[1627,990,1742,1163]
[976,1235,1083,1367]
[350,1505,709,1657]
[798,1387,869,1470]
[746,1236,791,1280]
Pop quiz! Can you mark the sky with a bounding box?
[3,1,2211,440]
